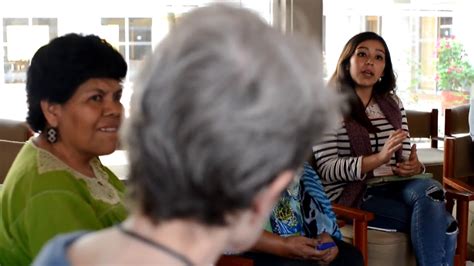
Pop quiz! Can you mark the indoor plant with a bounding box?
[435,36,474,108]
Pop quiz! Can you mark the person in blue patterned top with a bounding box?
[243,163,363,266]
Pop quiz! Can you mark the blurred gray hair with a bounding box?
[122,3,340,225]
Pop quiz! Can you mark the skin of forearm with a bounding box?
[250,231,287,256]
[361,153,385,174]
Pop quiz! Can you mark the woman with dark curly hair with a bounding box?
[0,33,128,265]
[312,32,457,266]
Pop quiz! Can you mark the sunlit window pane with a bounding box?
[0,1,272,120]
[129,18,152,42]
[32,18,58,40]
[3,47,27,84]
[119,45,126,60]
[323,0,473,114]
[3,18,28,41]
[101,18,125,42]
[129,44,152,79]
[365,16,380,32]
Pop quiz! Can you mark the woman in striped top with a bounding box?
[313,32,457,266]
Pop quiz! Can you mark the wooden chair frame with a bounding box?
[444,104,470,137]
[443,135,474,264]
[0,119,33,142]
[406,109,444,181]
[216,254,254,266]
[0,139,24,184]
[331,203,374,266]
[307,155,374,265]
[406,109,441,148]
[216,203,374,266]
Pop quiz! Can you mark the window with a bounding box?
[323,0,473,115]
[438,16,453,38]
[2,18,57,84]
[101,17,153,81]
[0,0,273,121]
[365,16,381,32]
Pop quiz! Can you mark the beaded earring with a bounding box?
[46,127,58,143]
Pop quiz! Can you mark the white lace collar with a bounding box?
[365,102,385,119]
[30,141,121,205]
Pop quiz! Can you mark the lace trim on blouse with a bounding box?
[366,94,402,119]
[365,102,385,119]
[33,143,120,205]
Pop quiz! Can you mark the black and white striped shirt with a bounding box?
[312,95,411,201]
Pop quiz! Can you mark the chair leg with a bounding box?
[353,220,369,266]
[456,200,469,263]
[454,254,461,266]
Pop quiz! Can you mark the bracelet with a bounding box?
[420,163,426,174]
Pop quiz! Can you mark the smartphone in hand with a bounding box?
[316,242,336,251]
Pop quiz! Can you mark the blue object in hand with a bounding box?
[316,241,336,251]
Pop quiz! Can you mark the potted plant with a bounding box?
[435,36,474,109]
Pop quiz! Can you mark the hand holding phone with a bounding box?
[316,241,336,251]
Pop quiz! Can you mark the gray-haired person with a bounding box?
[34,3,339,265]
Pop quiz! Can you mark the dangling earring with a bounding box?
[378,77,382,82]
[46,127,58,143]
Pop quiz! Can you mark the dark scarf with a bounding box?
[337,94,402,208]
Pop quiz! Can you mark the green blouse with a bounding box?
[0,141,127,265]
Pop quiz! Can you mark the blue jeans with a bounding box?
[361,178,458,266]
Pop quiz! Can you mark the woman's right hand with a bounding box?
[363,129,408,174]
[281,235,331,260]
[377,129,407,164]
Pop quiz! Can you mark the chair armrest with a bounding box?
[332,203,374,222]
[445,187,473,218]
[444,188,474,264]
[332,203,374,266]
[444,187,474,213]
[445,188,474,201]
[216,255,254,266]
[444,177,474,196]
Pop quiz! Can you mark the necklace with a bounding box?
[365,93,374,109]
[116,223,193,266]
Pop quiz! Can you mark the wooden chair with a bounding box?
[331,203,374,266]
[307,156,412,266]
[215,196,375,266]
[334,188,467,266]
[443,135,474,263]
[405,109,444,182]
[216,156,376,266]
[444,104,470,137]
[310,149,467,265]
[0,119,33,142]
[443,104,474,259]
[217,147,469,266]
[0,139,24,183]
[216,255,254,266]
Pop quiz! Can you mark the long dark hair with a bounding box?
[329,32,396,132]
